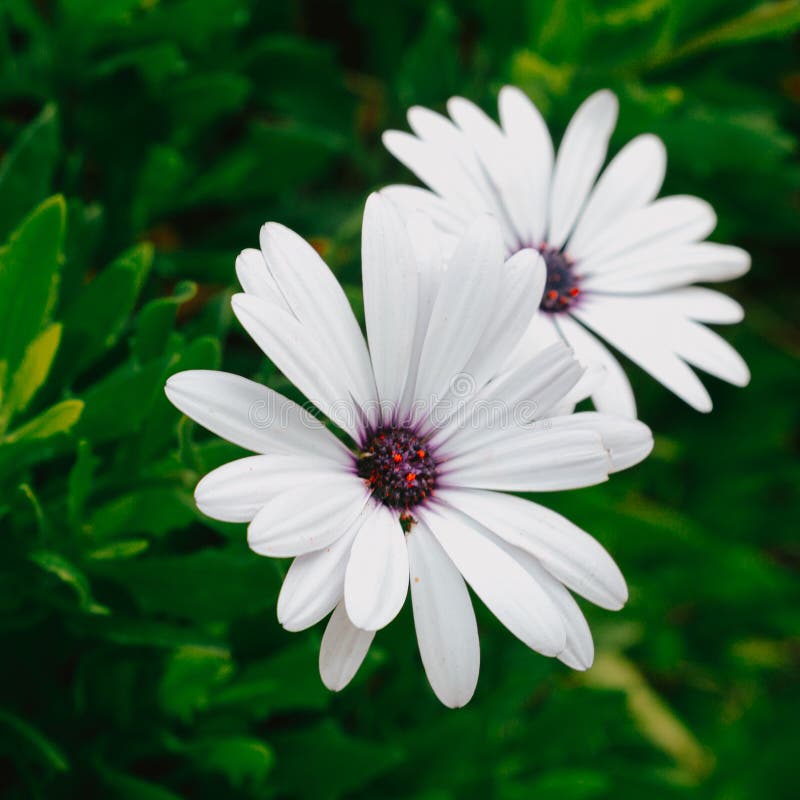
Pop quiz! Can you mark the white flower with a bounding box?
[164,194,653,708]
[382,88,751,416]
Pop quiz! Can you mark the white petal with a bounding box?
[380,185,469,241]
[413,216,503,424]
[231,294,361,437]
[361,193,418,412]
[442,426,610,492]
[433,341,584,452]
[399,211,447,410]
[498,86,554,245]
[583,242,750,293]
[573,295,713,412]
[194,454,342,523]
[548,90,619,248]
[344,504,408,631]
[165,370,349,462]
[459,249,546,393]
[235,248,287,307]
[500,310,565,376]
[407,520,480,707]
[277,511,365,632]
[447,96,530,250]
[508,547,595,670]
[440,488,627,610]
[420,505,566,656]
[248,475,369,557]
[672,318,750,387]
[568,134,666,259]
[578,196,717,274]
[657,286,744,324]
[319,601,375,691]
[554,314,637,419]
[259,223,376,412]
[382,129,488,216]
[542,412,654,472]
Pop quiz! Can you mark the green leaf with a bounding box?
[85,539,150,560]
[87,548,281,623]
[89,487,196,540]
[0,322,62,431]
[0,708,69,772]
[59,243,154,380]
[77,359,166,443]
[96,767,183,800]
[649,0,800,66]
[180,735,274,788]
[0,105,60,240]
[3,399,83,444]
[0,196,66,392]
[159,645,233,722]
[132,280,197,364]
[67,439,96,530]
[29,550,108,615]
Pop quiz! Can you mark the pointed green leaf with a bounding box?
[0,708,69,772]
[0,323,62,431]
[29,550,109,615]
[0,196,66,392]
[67,439,96,530]
[0,105,60,239]
[132,280,197,364]
[4,399,83,444]
[59,242,154,380]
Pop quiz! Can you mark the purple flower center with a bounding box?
[539,245,582,313]
[357,426,436,512]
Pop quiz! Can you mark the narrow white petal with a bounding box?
[382,130,488,216]
[277,511,365,632]
[361,194,419,412]
[568,134,666,259]
[259,223,376,412]
[319,601,375,691]
[459,249,546,393]
[554,314,637,419]
[440,488,627,610]
[442,427,610,492]
[407,521,480,707]
[543,412,654,472]
[344,505,408,631]
[573,295,713,412]
[248,475,369,557]
[195,454,342,523]
[583,242,750,293]
[235,248,287,307]
[578,196,717,273]
[231,294,361,437]
[498,86,554,245]
[548,90,619,248]
[413,216,503,423]
[421,505,566,656]
[380,185,469,240]
[509,547,595,670]
[165,370,349,462]
[673,319,750,387]
[433,341,583,452]
[447,96,530,250]
[657,287,744,324]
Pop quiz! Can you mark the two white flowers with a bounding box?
[165,88,748,708]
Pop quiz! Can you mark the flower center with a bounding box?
[539,246,581,313]
[356,426,436,511]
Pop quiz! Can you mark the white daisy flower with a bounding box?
[164,193,653,708]
[382,88,751,416]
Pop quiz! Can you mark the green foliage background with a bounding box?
[0,0,798,797]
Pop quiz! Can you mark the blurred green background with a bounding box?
[0,0,798,797]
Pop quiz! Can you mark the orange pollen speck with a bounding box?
[569,287,580,297]
[406,472,417,483]
[392,453,402,463]
[417,449,426,458]
[547,289,558,300]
